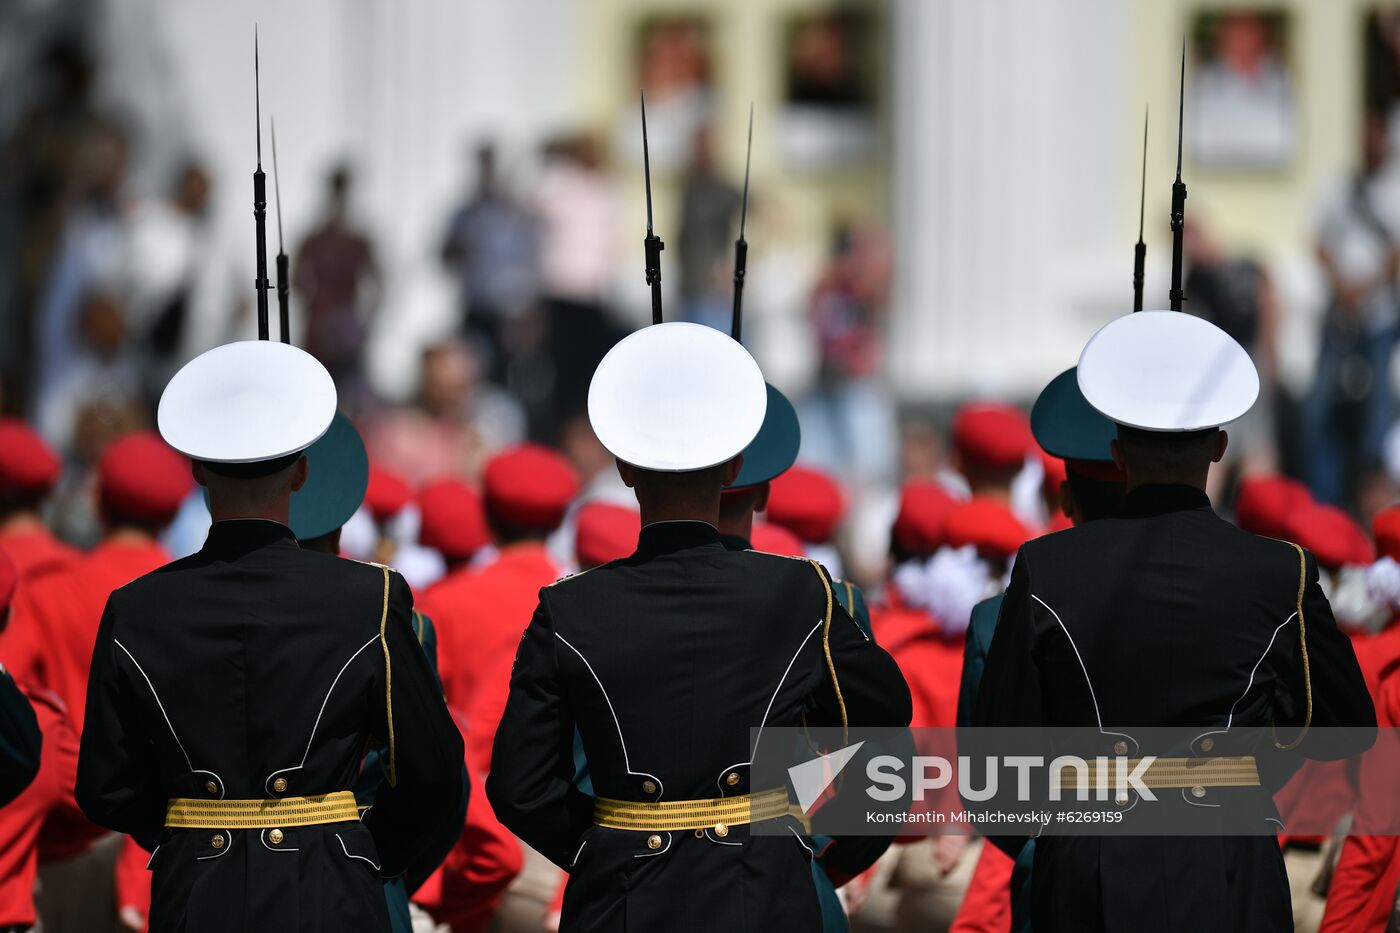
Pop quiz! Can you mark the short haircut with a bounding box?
[1116,425,1220,477]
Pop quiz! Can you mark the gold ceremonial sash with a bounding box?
[165,791,361,829]
[593,788,793,832]
[1054,755,1260,791]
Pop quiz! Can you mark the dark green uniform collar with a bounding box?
[635,520,722,558]
[1121,484,1213,518]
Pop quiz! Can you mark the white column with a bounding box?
[889,0,1132,401]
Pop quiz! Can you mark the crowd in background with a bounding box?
[8,16,1400,933]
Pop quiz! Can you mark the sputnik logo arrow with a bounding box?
[788,741,866,814]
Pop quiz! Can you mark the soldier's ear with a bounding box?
[289,455,309,492]
[721,455,744,487]
[754,481,771,513]
[191,460,209,489]
[1212,430,1229,464]
[1109,439,1124,473]
[616,459,638,489]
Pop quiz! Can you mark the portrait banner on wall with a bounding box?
[1189,9,1297,171]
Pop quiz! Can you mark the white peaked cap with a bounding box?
[588,322,768,471]
[1077,310,1259,432]
[158,341,338,463]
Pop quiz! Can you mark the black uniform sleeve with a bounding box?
[0,667,40,807]
[973,555,1044,729]
[810,566,912,728]
[76,598,166,836]
[364,572,467,877]
[486,595,595,869]
[1271,550,1376,759]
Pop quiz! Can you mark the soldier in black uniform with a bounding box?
[487,322,912,932]
[975,312,1376,932]
[76,340,465,933]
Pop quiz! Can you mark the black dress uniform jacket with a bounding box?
[76,520,465,933]
[486,520,912,933]
[975,485,1376,933]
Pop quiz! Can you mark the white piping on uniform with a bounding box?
[144,846,160,869]
[1193,613,1297,748]
[570,836,589,867]
[267,634,379,792]
[261,829,299,852]
[721,620,823,792]
[789,827,814,855]
[1030,596,1136,750]
[556,632,664,797]
[336,833,381,870]
[115,639,193,773]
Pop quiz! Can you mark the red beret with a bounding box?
[1284,504,1374,570]
[574,501,641,569]
[364,465,413,522]
[483,444,580,531]
[943,498,1032,561]
[1374,506,1400,563]
[0,418,61,498]
[1235,475,1311,540]
[952,403,1035,471]
[892,481,957,556]
[751,522,805,558]
[766,465,845,544]
[0,550,15,613]
[417,478,488,561]
[99,431,192,525]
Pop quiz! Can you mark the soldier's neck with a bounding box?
[207,499,292,526]
[637,501,722,529]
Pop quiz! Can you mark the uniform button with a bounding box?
[1113,741,1128,756]
[714,823,729,838]
[272,777,288,793]
[1115,792,1129,806]
[210,834,226,849]
[693,829,705,839]
[268,828,284,845]
[205,780,218,795]
[1191,785,1206,799]
[1200,737,1215,753]
[646,834,663,850]
[726,771,740,786]
[641,780,657,795]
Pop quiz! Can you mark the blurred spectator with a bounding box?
[677,125,741,331]
[365,338,525,487]
[799,222,898,487]
[440,142,539,384]
[0,38,102,415]
[31,118,137,453]
[293,164,382,412]
[1305,111,1400,510]
[1184,216,1281,491]
[124,158,239,399]
[534,134,623,438]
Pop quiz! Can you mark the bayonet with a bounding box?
[641,90,665,325]
[731,104,754,341]
[271,117,290,344]
[1133,105,1148,313]
[253,27,271,340]
[1169,38,1187,312]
